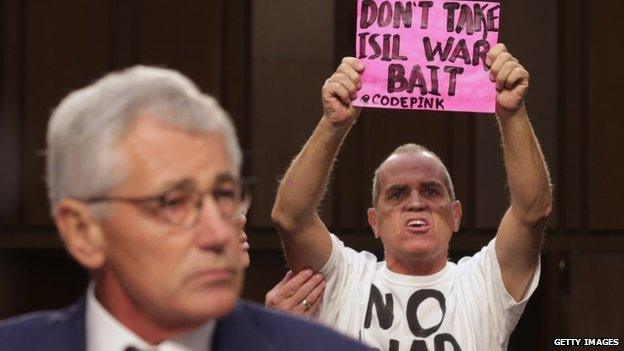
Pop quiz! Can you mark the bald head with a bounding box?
[371,144,455,207]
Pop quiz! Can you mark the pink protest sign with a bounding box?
[353,0,501,113]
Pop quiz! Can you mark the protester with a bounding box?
[271,43,552,350]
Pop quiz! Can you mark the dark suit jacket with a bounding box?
[0,298,372,351]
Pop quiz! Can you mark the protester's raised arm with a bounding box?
[488,44,553,301]
[271,58,363,272]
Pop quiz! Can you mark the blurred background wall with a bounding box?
[0,0,623,349]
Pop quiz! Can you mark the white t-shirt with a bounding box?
[318,234,540,351]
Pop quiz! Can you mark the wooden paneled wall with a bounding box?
[1,0,623,349]
[0,0,249,226]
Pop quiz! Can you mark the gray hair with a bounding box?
[371,144,455,206]
[46,65,241,216]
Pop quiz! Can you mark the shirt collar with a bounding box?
[381,260,454,286]
[86,282,216,351]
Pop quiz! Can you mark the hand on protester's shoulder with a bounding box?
[265,269,326,317]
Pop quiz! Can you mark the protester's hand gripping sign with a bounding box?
[353,0,501,113]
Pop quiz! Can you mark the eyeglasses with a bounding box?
[84,177,252,229]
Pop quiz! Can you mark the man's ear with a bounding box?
[54,198,106,270]
[367,207,380,238]
[452,200,462,232]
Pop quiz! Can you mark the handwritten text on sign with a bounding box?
[353,0,501,113]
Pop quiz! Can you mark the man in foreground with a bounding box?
[271,44,552,350]
[0,66,370,351]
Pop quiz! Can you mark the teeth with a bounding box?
[408,219,426,227]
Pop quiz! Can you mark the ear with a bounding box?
[367,207,380,238]
[54,198,106,270]
[451,200,462,232]
[235,213,247,229]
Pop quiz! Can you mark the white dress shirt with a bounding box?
[86,283,216,351]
